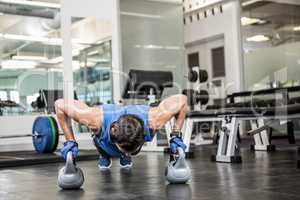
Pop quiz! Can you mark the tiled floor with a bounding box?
[0,146,299,200]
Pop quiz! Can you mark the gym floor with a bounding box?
[1,145,300,200]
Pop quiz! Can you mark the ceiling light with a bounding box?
[293,26,300,31]
[242,0,261,7]
[80,61,96,67]
[121,12,161,19]
[87,50,99,56]
[49,68,62,72]
[0,33,91,47]
[0,0,61,9]
[247,35,270,42]
[3,34,48,43]
[1,60,37,69]
[46,38,62,45]
[88,58,109,63]
[241,17,266,26]
[1,33,61,45]
[42,56,63,64]
[144,45,163,49]
[13,55,47,61]
[164,46,180,50]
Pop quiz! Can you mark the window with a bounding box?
[26,93,39,106]
[0,91,7,101]
[10,91,19,103]
[188,52,199,68]
[242,1,300,89]
[211,47,225,78]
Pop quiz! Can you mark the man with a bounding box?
[55,94,188,170]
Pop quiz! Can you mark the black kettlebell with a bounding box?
[58,152,84,190]
[165,148,191,184]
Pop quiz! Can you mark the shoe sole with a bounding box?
[98,159,112,170]
[119,163,133,169]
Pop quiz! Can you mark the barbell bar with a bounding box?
[0,116,62,153]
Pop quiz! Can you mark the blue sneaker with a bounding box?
[120,155,133,169]
[98,156,112,170]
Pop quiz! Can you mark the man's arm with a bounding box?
[54,99,103,141]
[149,94,188,131]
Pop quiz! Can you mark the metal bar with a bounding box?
[258,119,270,146]
[183,118,193,152]
[0,133,64,139]
[226,117,238,157]
[251,120,263,146]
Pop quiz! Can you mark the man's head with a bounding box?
[110,114,145,155]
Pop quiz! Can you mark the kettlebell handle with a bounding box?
[173,148,187,169]
[65,151,77,174]
[177,148,185,158]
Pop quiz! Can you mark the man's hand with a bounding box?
[61,141,79,159]
[169,133,186,154]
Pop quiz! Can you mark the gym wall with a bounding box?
[120,0,185,98]
[244,40,300,90]
[184,1,244,106]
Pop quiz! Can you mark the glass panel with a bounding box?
[120,0,185,97]
[10,91,19,103]
[242,1,300,90]
[0,7,62,116]
[0,91,7,101]
[71,17,113,106]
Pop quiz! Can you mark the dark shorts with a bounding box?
[92,134,110,158]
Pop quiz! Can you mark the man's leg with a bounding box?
[92,135,112,170]
[120,155,133,169]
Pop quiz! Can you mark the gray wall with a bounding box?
[120,0,185,97]
[244,41,300,89]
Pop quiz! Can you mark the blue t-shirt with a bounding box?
[95,104,155,157]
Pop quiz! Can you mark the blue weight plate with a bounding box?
[32,116,53,153]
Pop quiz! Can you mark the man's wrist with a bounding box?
[172,127,181,132]
[64,140,78,145]
[170,131,181,138]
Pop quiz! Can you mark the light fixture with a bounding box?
[87,50,99,56]
[293,26,300,31]
[246,35,270,42]
[242,0,262,7]
[120,12,161,19]
[87,58,109,63]
[0,33,91,47]
[144,45,163,49]
[241,17,266,26]
[49,68,62,72]
[164,46,180,50]
[42,56,63,64]
[1,60,37,69]
[79,61,97,67]
[46,38,62,45]
[13,55,48,61]
[0,0,61,9]
[3,33,48,43]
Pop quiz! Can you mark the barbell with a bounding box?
[0,116,62,153]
